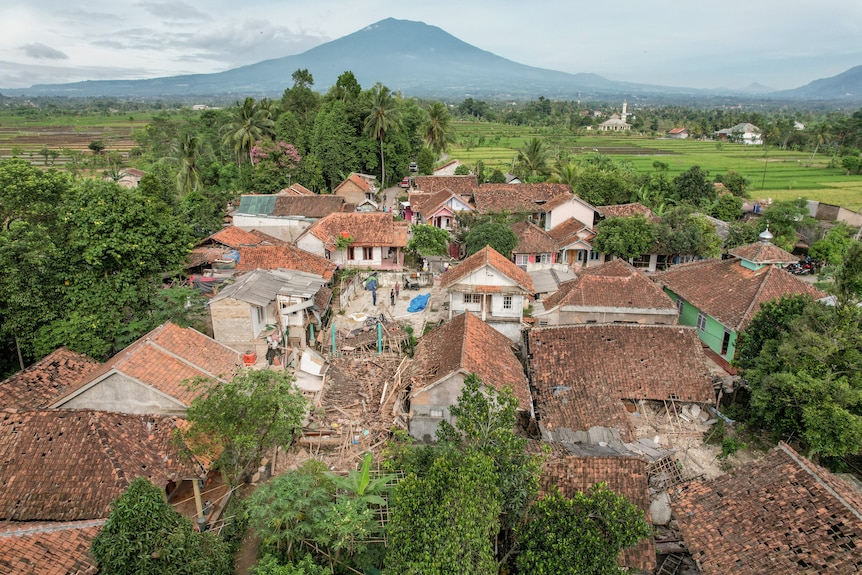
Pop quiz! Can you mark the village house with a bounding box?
[667,127,689,139]
[0,409,219,573]
[231,193,347,242]
[407,188,473,231]
[403,311,531,442]
[671,442,862,574]
[0,347,100,409]
[234,242,337,280]
[715,122,762,145]
[542,454,656,573]
[546,216,599,269]
[208,268,331,357]
[186,226,284,275]
[526,324,715,446]
[472,183,598,232]
[412,174,478,198]
[115,167,146,188]
[333,173,377,204]
[511,220,558,268]
[533,258,678,327]
[438,245,536,341]
[296,212,407,270]
[654,232,826,362]
[48,322,241,416]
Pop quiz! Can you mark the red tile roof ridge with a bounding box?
[439,245,535,292]
[0,519,107,537]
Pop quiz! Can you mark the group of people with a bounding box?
[365,272,400,307]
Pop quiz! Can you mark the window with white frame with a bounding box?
[696,312,707,332]
[502,295,513,310]
[463,293,481,304]
[538,253,551,263]
[430,409,443,418]
[589,250,601,261]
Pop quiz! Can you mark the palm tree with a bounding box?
[806,122,830,167]
[169,133,203,196]
[222,97,275,164]
[516,137,550,181]
[364,83,402,187]
[423,101,455,162]
[549,162,578,188]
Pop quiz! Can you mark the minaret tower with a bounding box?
[621,100,628,123]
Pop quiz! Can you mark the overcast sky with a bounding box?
[1,0,861,92]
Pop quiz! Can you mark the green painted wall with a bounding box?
[664,289,738,361]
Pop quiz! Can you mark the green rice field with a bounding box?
[450,122,862,211]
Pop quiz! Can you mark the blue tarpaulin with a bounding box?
[407,293,430,313]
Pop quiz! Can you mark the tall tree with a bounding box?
[168,133,204,196]
[515,485,650,575]
[464,221,519,257]
[592,215,657,260]
[516,137,550,181]
[222,97,275,164]
[91,477,232,575]
[364,83,402,187]
[423,102,455,162]
[183,369,308,487]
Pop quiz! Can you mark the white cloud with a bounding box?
[20,43,68,60]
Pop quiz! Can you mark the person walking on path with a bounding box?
[390,288,396,306]
[394,280,400,299]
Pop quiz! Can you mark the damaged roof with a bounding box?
[671,442,862,575]
[0,410,205,522]
[0,348,100,410]
[528,324,715,441]
[235,243,336,280]
[0,520,102,575]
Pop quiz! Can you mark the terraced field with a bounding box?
[451,122,862,211]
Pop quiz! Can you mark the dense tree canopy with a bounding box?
[183,369,308,487]
[592,215,656,260]
[91,477,232,575]
[464,221,519,257]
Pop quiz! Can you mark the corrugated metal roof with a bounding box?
[210,269,327,307]
[237,195,277,215]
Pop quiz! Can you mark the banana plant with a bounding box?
[326,452,394,507]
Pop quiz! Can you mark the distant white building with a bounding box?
[716,123,762,145]
[598,101,630,131]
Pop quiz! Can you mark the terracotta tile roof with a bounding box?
[335,173,371,193]
[0,520,102,575]
[729,240,797,264]
[271,195,346,218]
[439,246,535,292]
[408,189,461,218]
[279,183,314,195]
[202,226,279,249]
[0,410,204,522]
[0,348,100,410]
[511,221,556,254]
[404,312,530,409]
[413,175,478,197]
[541,455,655,572]
[528,325,715,441]
[51,322,241,409]
[472,183,577,214]
[188,227,284,268]
[542,258,676,312]
[671,442,862,575]
[547,217,594,247]
[655,259,826,331]
[598,202,660,222]
[235,244,336,280]
[304,212,407,250]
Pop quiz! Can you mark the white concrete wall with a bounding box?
[60,373,186,416]
[232,215,313,243]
